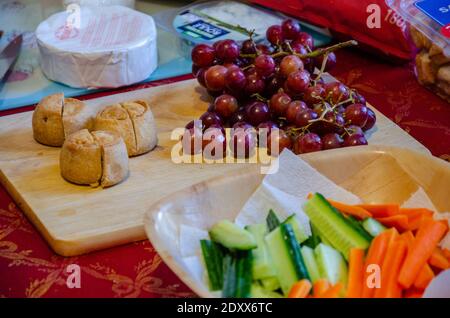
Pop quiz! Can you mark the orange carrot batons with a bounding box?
[346,248,365,298]
[398,218,448,289]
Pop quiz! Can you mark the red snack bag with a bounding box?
[251,0,413,61]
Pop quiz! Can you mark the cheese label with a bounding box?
[415,0,450,27]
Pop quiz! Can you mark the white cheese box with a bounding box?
[36,5,157,88]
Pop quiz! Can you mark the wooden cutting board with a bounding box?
[0,79,429,256]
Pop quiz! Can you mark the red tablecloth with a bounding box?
[0,49,449,298]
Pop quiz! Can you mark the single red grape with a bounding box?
[255,54,276,77]
[266,25,284,45]
[205,65,228,91]
[270,92,291,116]
[295,133,322,154]
[215,39,240,62]
[280,55,304,77]
[294,32,314,50]
[245,101,271,126]
[287,70,311,94]
[267,129,292,156]
[265,75,284,97]
[322,133,344,150]
[241,39,256,54]
[214,94,238,118]
[231,126,257,158]
[281,19,301,40]
[286,100,308,123]
[343,134,368,147]
[191,44,216,67]
[257,121,279,137]
[256,44,272,55]
[196,67,207,87]
[303,84,325,106]
[363,108,376,131]
[202,126,227,159]
[199,111,222,130]
[325,82,350,104]
[245,74,265,95]
[225,67,246,94]
[295,109,319,127]
[345,103,369,127]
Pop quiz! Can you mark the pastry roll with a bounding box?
[94,101,158,157]
[60,129,129,187]
[93,104,137,156]
[32,93,65,146]
[63,98,93,138]
[60,129,102,186]
[122,100,158,155]
[92,130,129,187]
[32,93,92,146]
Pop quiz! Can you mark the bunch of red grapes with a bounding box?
[186,19,376,157]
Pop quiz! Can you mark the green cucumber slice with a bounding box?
[283,214,310,243]
[304,193,371,259]
[209,220,257,250]
[300,245,321,284]
[200,239,224,291]
[245,224,276,279]
[315,243,348,287]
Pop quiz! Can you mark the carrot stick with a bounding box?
[357,204,399,218]
[406,214,432,232]
[413,264,434,290]
[403,288,424,298]
[376,215,409,232]
[398,208,433,219]
[401,231,415,251]
[429,248,450,270]
[346,248,365,298]
[373,230,404,298]
[326,199,372,220]
[398,218,448,289]
[382,239,408,298]
[319,283,343,298]
[361,229,397,298]
[288,279,312,298]
[313,279,330,298]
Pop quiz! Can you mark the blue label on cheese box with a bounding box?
[178,19,230,40]
[415,0,450,26]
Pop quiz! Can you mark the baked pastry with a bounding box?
[92,130,129,187]
[94,100,157,156]
[122,100,158,155]
[32,93,65,146]
[60,129,128,187]
[32,93,92,146]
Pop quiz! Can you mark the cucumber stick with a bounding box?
[315,243,348,287]
[283,214,310,243]
[222,251,253,298]
[303,222,322,248]
[362,218,387,237]
[200,240,224,291]
[265,223,310,295]
[251,284,283,298]
[210,220,257,250]
[304,193,371,259]
[346,215,373,242]
[245,224,276,279]
[300,246,321,283]
[311,223,333,246]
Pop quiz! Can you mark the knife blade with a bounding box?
[0,34,23,81]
